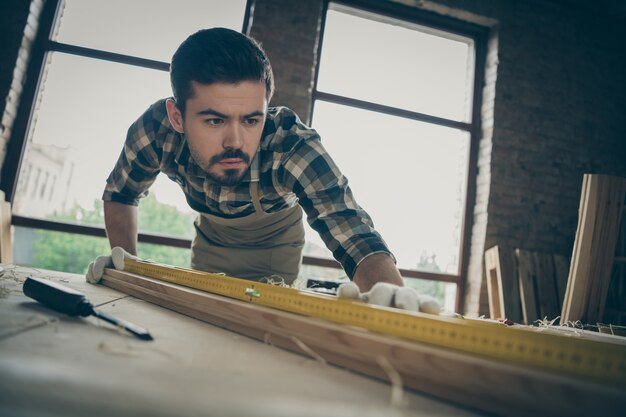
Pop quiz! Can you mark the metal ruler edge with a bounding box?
[123,259,626,386]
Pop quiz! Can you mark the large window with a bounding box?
[307,2,486,310]
[8,0,249,272]
[6,0,485,312]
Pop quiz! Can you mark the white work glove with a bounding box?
[337,282,441,315]
[85,247,138,284]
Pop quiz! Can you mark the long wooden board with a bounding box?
[101,268,626,417]
[562,174,626,324]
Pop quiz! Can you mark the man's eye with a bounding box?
[245,118,259,126]
[205,118,223,126]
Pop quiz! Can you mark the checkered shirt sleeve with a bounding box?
[274,112,394,278]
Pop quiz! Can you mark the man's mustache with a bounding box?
[209,149,251,166]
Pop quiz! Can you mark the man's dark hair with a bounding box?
[170,27,274,115]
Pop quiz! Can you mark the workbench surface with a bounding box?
[0,264,483,417]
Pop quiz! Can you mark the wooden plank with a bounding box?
[533,252,559,320]
[0,200,12,264]
[561,175,590,321]
[589,177,626,323]
[562,174,626,324]
[552,254,571,313]
[484,246,522,322]
[484,246,504,319]
[602,193,626,325]
[517,249,539,325]
[562,174,597,323]
[101,268,626,417]
[499,246,522,323]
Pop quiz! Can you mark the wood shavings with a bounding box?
[376,356,406,408]
[0,285,10,298]
[560,320,585,336]
[259,274,290,287]
[0,265,25,282]
[599,324,626,337]
[530,316,587,338]
[533,316,560,329]
[562,320,584,329]
[290,336,327,366]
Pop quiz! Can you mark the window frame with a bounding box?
[312,0,489,311]
[2,0,254,250]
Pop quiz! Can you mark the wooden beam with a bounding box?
[533,251,559,320]
[562,174,626,324]
[101,268,626,417]
[552,254,570,313]
[484,246,522,322]
[517,249,539,325]
[603,191,626,325]
[484,246,505,319]
[0,197,12,264]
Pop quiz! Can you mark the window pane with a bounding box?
[310,101,469,275]
[13,226,110,274]
[318,4,474,121]
[13,227,191,273]
[55,0,248,62]
[13,53,195,238]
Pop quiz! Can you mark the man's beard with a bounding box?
[205,148,251,186]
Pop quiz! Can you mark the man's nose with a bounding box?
[223,122,244,149]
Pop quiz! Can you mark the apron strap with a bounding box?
[190,148,305,282]
[249,150,264,214]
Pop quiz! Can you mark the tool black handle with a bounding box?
[23,277,93,317]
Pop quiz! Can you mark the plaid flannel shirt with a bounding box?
[103,98,393,278]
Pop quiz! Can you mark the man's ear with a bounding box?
[165,98,184,133]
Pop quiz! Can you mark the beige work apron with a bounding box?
[190,154,305,285]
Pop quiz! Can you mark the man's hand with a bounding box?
[85,247,138,284]
[337,281,441,314]
[352,253,404,292]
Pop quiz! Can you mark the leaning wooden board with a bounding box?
[102,268,626,417]
[562,174,626,324]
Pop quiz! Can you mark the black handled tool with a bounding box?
[23,276,153,341]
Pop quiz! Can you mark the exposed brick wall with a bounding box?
[396,0,626,315]
[248,0,324,124]
[0,0,41,187]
